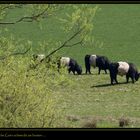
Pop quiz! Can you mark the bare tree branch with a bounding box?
[45,26,85,59]
[0,4,23,11]
[1,5,13,11]
[0,5,50,25]
[63,26,85,45]
[0,22,14,25]
[9,46,31,56]
[64,38,84,48]
[0,46,31,60]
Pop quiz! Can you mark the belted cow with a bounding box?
[85,54,110,74]
[58,57,82,75]
[109,61,140,85]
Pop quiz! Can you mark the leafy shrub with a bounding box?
[0,55,70,128]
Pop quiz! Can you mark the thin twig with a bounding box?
[0,46,31,60]
[0,6,50,25]
[45,26,85,59]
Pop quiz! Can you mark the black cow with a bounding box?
[109,61,140,85]
[58,57,82,75]
[85,54,110,74]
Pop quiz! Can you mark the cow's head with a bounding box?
[77,65,82,75]
[135,73,140,81]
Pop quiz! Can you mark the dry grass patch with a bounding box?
[82,119,97,128]
[119,117,129,127]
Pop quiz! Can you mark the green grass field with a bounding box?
[2,4,140,128]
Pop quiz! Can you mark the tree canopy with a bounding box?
[0,4,99,59]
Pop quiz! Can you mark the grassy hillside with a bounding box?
[54,74,140,128]
[1,4,140,128]
[2,4,140,67]
[93,4,140,66]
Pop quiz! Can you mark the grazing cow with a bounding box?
[33,54,45,63]
[109,61,140,85]
[85,54,110,74]
[58,57,82,75]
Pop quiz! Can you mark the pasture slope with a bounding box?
[2,4,140,128]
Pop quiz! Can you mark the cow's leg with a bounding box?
[131,74,135,83]
[114,75,118,84]
[111,78,114,85]
[88,65,91,74]
[86,69,91,74]
[71,66,76,75]
[104,69,107,74]
[110,75,114,85]
[72,70,75,75]
[68,68,71,74]
[89,69,92,74]
[98,68,101,75]
[85,69,88,74]
[69,65,75,75]
[131,77,135,83]
[126,74,129,83]
[85,63,91,74]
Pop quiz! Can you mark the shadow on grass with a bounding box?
[81,73,95,76]
[81,72,109,76]
[69,73,95,76]
[91,82,129,88]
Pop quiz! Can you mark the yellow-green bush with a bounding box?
[0,55,70,128]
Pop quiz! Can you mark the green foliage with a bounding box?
[0,54,74,128]
[0,4,100,58]
[0,4,13,20]
[27,4,61,17]
[0,36,32,61]
[0,35,74,127]
[1,4,140,128]
[59,5,99,45]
